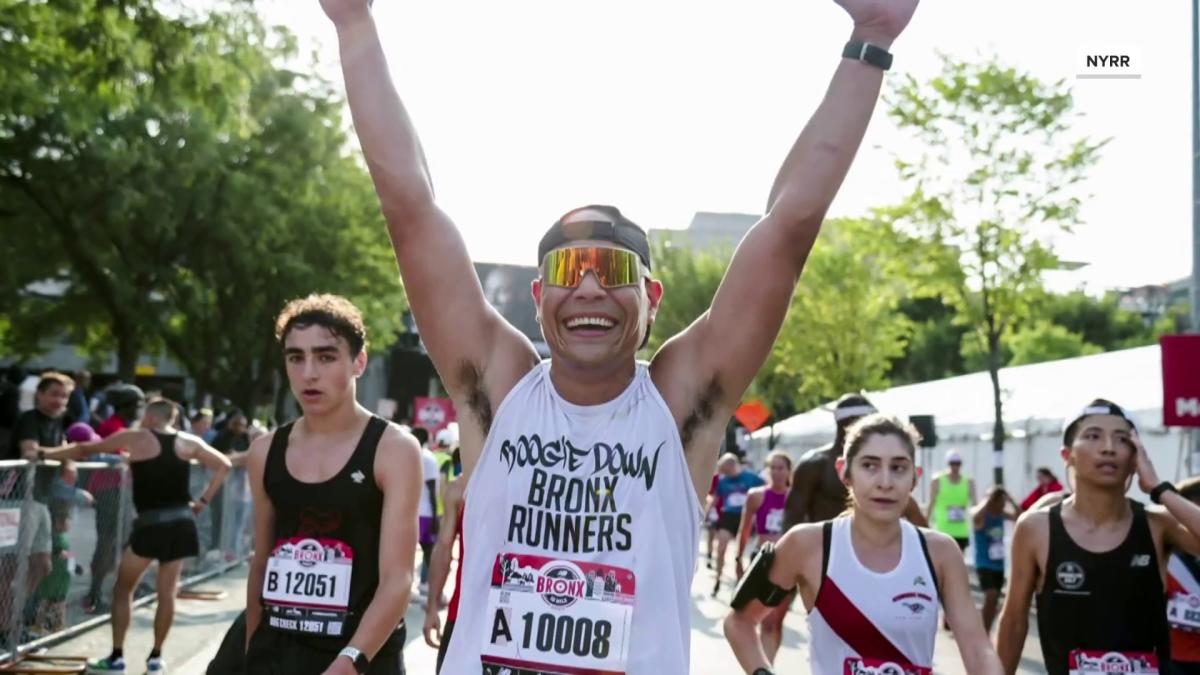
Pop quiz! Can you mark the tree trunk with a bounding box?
[114,319,139,382]
[987,329,1006,485]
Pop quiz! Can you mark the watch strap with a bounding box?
[842,40,893,71]
[337,646,369,674]
[1151,481,1179,505]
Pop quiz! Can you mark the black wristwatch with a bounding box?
[338,646,368,674]
[1151,481,1179,505]
[842,40,893,71]
[752,668,775,675]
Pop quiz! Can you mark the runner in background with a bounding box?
[713,454,765,596]
[723,414,1003,674]
[705,473,722,569]
[970,486,1019,632]
[927,449,976,552]
[735,450,792,663]
[423,476,465,673]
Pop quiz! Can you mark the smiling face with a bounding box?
[283,324,366,416]
[1062,414,1136,490]
[531,228,662,371]
[35,382,72,419]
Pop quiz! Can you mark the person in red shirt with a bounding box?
[84,384,144,613]
[1020,466,1064,512]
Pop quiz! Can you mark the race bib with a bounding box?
[1169,593,1200,632]
[764,508,784,534]
[946,507,966,523]
[1068,650,1158,675]
[262,537,354,637]
[481,552,634,675]
[843,658,931,674]
[725,492,748,510]
[988,541,1005,562]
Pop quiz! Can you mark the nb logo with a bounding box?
[1131,554,1151,568]
[350,470,365,484]
[1178,397,1200,418]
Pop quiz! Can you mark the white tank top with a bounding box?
[442,361,701,675]
[807,516,940,675]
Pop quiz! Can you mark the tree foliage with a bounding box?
[884,54,1107,480]
[0,0,404,410]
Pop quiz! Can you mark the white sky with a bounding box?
[254,0,1197,292]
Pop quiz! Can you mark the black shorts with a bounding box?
[129,518,199,563]
[954,537,970,551]
[1172,661,1200,675]
[717,512,741,535]
[976,567,1005,591]
[207,611,246,675]
[246,624,406,675]
[436,619,456,673]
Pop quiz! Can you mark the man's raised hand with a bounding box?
[319,0,372,27]
[834,0,919,48]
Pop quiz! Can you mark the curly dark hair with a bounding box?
[274,294,368,357]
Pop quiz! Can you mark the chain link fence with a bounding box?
[0,458,250,663]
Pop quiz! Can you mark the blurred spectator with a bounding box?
[83,384,144,613]
[209,412,249,555]
[66,370,93,427]
[1020,466,1064,512]
[190,409,215,443]
[6,372,78,614]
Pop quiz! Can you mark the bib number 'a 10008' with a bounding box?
[481,552,634,675]
[842,659,931,675]
[262,537,353,638]
[1169,593,1200,632]
[1068,650,1158,675]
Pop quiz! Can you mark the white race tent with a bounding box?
[748,344,1193,504]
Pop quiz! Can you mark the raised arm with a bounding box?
[652,0,919,422]
[68,428,153,461]
[319,0,538,455]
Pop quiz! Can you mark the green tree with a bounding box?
[0,0,405,409]
[1006,321,1102,366]
[885,54,1107,483]
[772,218,911,411]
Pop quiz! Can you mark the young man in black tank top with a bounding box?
[68,397,231,674]
[997,399,1200,675]
[243,295,422,675]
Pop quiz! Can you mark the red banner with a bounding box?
[1162,335,1200,427]
[413,396,456,436]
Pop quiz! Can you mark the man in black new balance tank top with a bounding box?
[242,295,422,675]
[997,399,1200,675]
[68,397,231,674]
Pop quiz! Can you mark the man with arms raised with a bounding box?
[320,0,918,670]
[997,399,1200,675]
[244,295,422,675]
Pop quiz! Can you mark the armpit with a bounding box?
[457,360,493,434]
[680,377,722,448]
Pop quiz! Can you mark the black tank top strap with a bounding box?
[1129,499,1157,555]
[347,416,387,480]
[821,520,833,578]
[914,527,941,602]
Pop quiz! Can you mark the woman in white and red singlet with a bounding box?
[737,450,792,663]
[724,414,1002,675]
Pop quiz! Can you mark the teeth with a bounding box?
[566,316,615,329]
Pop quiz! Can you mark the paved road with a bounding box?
[40,553,1049,674]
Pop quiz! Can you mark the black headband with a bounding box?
[537,205,652,271]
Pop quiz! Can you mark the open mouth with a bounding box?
[563,315,617,336]
[301,389,322,399]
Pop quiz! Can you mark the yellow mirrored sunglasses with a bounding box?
[540,246,645,288]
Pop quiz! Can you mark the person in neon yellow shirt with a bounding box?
[926,449,976,551]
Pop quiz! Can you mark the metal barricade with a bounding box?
[0,456,251,664]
